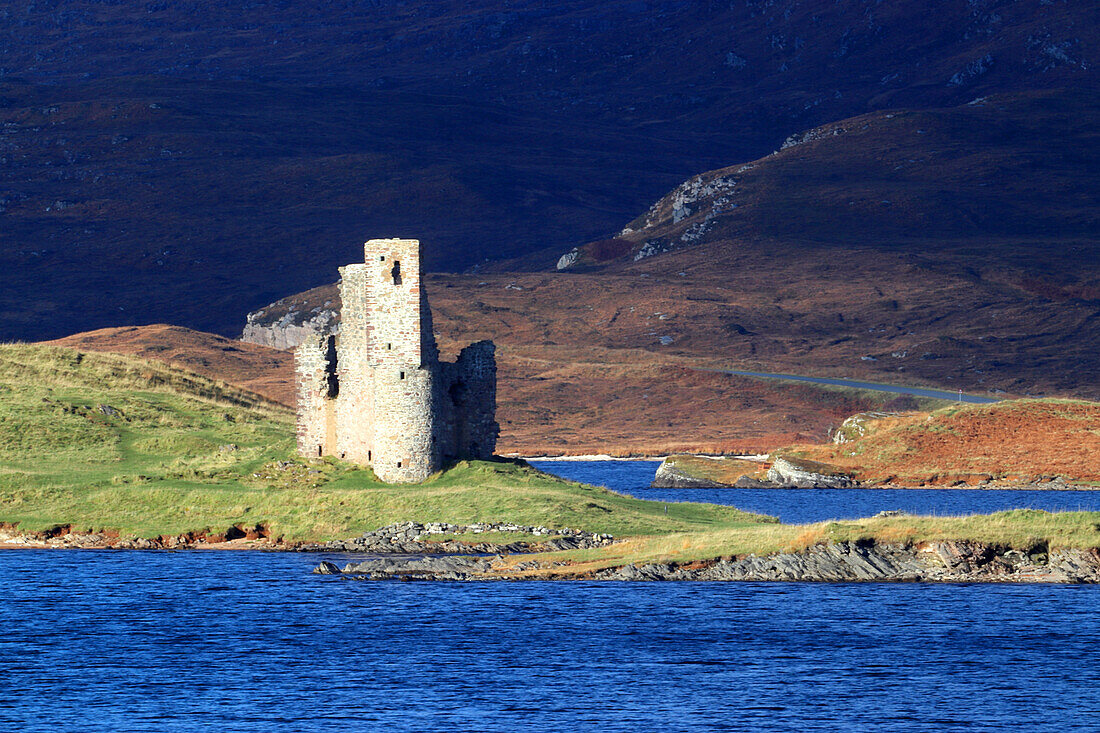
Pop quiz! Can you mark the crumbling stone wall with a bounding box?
[294,238,498,483]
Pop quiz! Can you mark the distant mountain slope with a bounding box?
[2,0,1096,340]
[4,0,1092,121]
[247,90,1100,399]
[557,89,1099,275]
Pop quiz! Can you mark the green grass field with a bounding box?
[0,344,763,540]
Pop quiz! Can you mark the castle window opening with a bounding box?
[317,445,322,457]
[391,260,402,285]
[399,371,405,380]
[324,334,339,398]
[379,255,385,261]
[397,461,402,468]
[386,343,392,350]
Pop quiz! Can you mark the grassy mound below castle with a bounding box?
[0,344,763,541]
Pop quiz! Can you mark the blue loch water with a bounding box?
[531,460,1100,523]
[3,462,1099,731]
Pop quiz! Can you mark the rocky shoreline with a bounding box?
[650,455,1098,491]
[315,540,1100,583]
[6,522,1098,584]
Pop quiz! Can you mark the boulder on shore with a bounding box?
[650,455,770,488]
[651,459,732,488]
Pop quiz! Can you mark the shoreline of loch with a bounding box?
[318,539,1100,584]
[7,521,1100,585]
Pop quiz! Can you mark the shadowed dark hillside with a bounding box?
[1,0,1096,340]
[564,89,1099,279]
[1,78,716,339]
[247,90,1100,399]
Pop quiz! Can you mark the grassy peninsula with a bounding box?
[0,344,760,540]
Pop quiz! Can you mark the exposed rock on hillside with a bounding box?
[242,303,338,351]
[832,411,899,445]
[599,90,1100,270]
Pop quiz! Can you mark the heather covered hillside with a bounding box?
[1,0,1096,340]
[246,88,1100,401]
[788,399,1100,486]
[582,90,1099,271]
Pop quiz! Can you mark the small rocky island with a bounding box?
[651,454,857,489]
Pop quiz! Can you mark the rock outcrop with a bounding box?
[319,540,1100,583]
[831,411,894,444]
[319,556,495,581]
[242,306,337,350]
[592,542,1100,583]
[766,456,858,488]
[651,459,732,488]
[650,455,772,489]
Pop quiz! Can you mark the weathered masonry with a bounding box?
[295,238,498,483]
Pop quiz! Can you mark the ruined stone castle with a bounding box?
[294,238,498,483]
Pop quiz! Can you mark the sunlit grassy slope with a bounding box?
[0,345,763,540]
[795,399,1100,485]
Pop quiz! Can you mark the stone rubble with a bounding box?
[298,521,614,554]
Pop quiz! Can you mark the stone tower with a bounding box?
[295,238,498,483]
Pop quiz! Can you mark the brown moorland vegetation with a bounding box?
[790,400,1100,486]
[3,2,1096,343]
[48,325,295,406]
[46,325,902,456]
